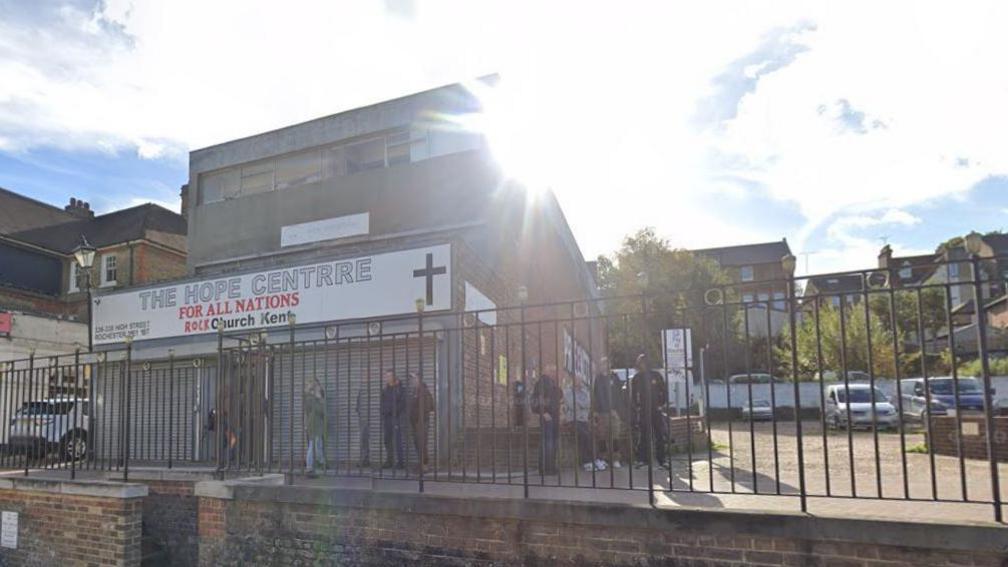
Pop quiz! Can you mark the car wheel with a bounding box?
[62,431,88,461]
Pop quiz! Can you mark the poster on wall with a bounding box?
[91,244,452,345]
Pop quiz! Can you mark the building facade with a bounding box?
[89,78,600,467]
[0,190,187,360]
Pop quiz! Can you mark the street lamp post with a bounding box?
[72,235,96,352]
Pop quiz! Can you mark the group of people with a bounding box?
[303,369,434,476]
[530,353,668,475]
[300,353,666,477]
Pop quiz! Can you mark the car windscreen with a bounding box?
[836,389,887,403]
[929,379,981,395]
[17,402,73,416]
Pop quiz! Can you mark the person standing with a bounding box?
[380,370,405,469]
[592,357,626,469]
[530,365,562,475]
[407,372,434,471]
[631,354,668,468]
[563,371,604,472]
[304,377,326,477]
[355,385,370,468]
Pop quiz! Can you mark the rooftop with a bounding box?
[7,203,186,254]
[692,239,791,267]
[0,187,76,235]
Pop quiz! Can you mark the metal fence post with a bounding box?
[168,349,175,470]
[216,328,224,477]
[784,256,807,513]
[288,314,296,486]
[24,350,35,478]
[971,254,1002,522]
[71,347,80,480]
[124,337,133,482]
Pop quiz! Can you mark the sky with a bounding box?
[0,1,1006,276]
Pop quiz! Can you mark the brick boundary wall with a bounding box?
[928,416,1008,462]
[195,476,1008,566]
[0,476,146,566]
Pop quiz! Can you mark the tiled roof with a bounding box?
[8,203,186,254]
[0,187,75,234]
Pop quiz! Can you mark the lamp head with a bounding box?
[781,254,797,275]
[72,234,96,269]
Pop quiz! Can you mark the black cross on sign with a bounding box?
[413,252,447,306]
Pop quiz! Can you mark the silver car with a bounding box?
[7,398,90,460]
[741,399,774,421]
[825,385,898,430]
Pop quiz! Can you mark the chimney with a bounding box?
[878,244,893,269]
[64,197,94,219]
[179,184,190,221]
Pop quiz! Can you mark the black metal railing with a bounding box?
[1,254,1005,519]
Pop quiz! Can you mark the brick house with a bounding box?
[693,239,794,336]
[0,189,187,358]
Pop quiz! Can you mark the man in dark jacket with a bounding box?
[380,370,405,469]
[631,354,668,467]
[530,364,562,475]
[407,372,434,471]
[593,357,628,469]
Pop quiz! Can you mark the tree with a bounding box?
[776,302,900,380]
[596,228,735,371]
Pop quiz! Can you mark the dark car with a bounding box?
[899,377,991,420]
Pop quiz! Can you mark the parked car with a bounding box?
[7,398,89,460]
[741,399,774,421]
[824,384,898,430]
[898,377,991,420]
[815,370,875,382]
[728,373,785,384]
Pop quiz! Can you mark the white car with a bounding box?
[824,385,898,430]
[7,398,90,460]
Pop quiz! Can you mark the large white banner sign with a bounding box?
[92,244,451,345]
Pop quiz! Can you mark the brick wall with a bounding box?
[0,477,145,567]
[143,479,199,566]
[195,482,1008,566]
[134,243,186,285]
[927,415,1008,462]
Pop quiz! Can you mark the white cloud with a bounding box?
[1,1,1006,272]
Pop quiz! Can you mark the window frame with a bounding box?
[102,254,117,287]
[740,265,754,282]
[198,128,422,205]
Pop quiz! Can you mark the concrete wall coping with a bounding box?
[193,474,286,500]
[101,469,222,483]
[0,476,147,499]
[198,481,1008,556]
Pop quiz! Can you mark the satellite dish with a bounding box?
[367,321,382,337]
[325,326,338,340]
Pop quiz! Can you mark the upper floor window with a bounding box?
[68,262,88,293]
[102,255,117,287]
[948,263,960,279]
[899,262,912,280]
[740,266,754,282]
[199,128,422,204]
